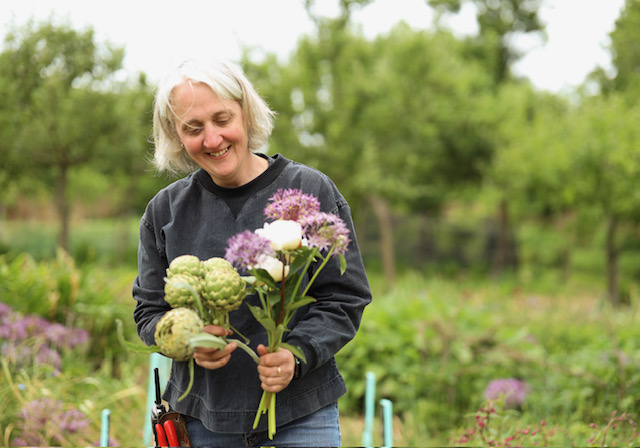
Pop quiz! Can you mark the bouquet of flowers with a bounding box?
[224,188,350,440]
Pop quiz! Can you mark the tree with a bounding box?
[245,17,496,287]
[0,19,125,251]
[428,0,544,83]
[427,0,545,275]
[493,88,640,305]
[609,0,640,96]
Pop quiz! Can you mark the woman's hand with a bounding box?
[193,325,237,370]
[256,344,295,393]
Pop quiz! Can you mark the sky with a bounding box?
[2,0,626,93]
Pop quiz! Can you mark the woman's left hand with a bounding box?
[256,344,295,393]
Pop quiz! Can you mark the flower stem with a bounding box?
[301,245,335,297]
[277,252,287,326]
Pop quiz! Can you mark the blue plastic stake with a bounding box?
[380,398,393,448]
[143,353,171,446]
[100,409,110,447]
[362,371,376,447]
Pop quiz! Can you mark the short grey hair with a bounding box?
[152,58,276,175]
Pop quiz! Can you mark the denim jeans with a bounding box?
[184,402,341,447]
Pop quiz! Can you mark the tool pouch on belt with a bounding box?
[157,412,191,447]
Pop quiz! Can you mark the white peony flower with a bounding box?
[255,220,303,251]
[254,255,290,282]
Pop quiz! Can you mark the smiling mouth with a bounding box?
[208,146,230,158]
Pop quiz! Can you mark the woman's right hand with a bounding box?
[192,325,237,370]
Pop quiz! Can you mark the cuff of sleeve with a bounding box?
[285,337,317,378]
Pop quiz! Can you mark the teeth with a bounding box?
[210,147,230,157]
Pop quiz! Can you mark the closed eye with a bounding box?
[181,122,203,135]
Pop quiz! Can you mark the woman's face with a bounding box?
[172,80,259,187]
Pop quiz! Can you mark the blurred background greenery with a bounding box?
[2,0,640,446]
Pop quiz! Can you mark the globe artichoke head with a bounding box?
[201,266,247,312]
[154,308,203,361]
[167,255,204,278]
[164,274,202,308]
[202,257,234,272]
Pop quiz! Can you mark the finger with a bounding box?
[195,352,231,370]
[260,378,290,394]
[257,364,288,378]
[256,344,270,357]
[203,325,232,337]
[193,342,237,368]
[195,341,237,357]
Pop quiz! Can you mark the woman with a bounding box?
[132,58,371,447]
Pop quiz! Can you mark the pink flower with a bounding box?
[484,378,529,409]
[264,189,320,221]
[298,211,350,255]
[225,230,275,270]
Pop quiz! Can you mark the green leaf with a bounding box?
[178,358,195,401]
[252,268,278,289]
[116,319,159,354]
[278,342,307,363]
[339,254,347,275]
[288,247,317,273]
[188,333,227,350]
[241,275,256,284]
[267,292,282,307]
[285,296,316,312]
[247,304,277,332]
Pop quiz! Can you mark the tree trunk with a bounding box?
[605,215,619,306]
[491,198,510,276]
[369,195,395,290]
[56,162,70,253]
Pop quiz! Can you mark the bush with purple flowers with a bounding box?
[484,378,529,410]
[0,302,89,374]
[13,398,91,447]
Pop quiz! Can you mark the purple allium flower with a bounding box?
[36,345,62,371]
[64,327,90,348]
[59,409,90,433]
[45,323,89,349]
[264,189,321,222]
[484,378,529,409]
[225,230,276,270]
[0,302,12,320]
[299,211,351,255]
[16,398,62,446]
[15,398,90,446]
[0,314,29,341]
[2,342,32,366]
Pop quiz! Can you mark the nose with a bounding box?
[203,123,223,149]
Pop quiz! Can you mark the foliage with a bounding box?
[1,342,147,447]
[1,237,639,445]
[0,250,139,371]
[336,271,640,443]
[453,401,640,447]
[428,0,545,82]
[0,18,158,250]
[608,0,640,97]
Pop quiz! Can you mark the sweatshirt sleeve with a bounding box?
[132,212,171,346]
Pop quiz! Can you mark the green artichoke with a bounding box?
[167,255,204,278]
[164,273,202,308]
[202,257,234,272]
[201,265,247,314]
[154,308,204,362]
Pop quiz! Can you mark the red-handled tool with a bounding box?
[163,420,180,447]
[155,423,168,447]
[152,368,168,447]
